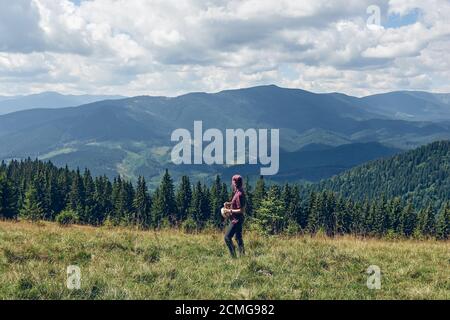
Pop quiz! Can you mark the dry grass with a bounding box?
[0,220,449,300]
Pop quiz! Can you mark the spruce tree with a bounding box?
[45,172,60,220]
[373,196,388,237]
[388,197,403,234]
[189,181,210,228]
[243,177,254,217]
[67,169,85,219]
[111,177,123,223]
[83,169,95,224]
[91,176,108,225]
[221,182,230,206]
[400,202,416,237]
[360,199,371,236]
[123,181,136,223]
[307,192,320,234]
[288,185,301,224]
[335,196,347,234]
[209,175,223,226]
[133,176,151,228]
[176,175,192,223]
[151,187,163,227]
[435,203,449,240]
[34,172,49,219]
[281,183,292,213]
[417,205,435,237]
[323,191,337,236]
[0,172,18,219]
[56,166,71,212]
[158,169,176,224]
[255,185,285,235]
[20,182,44,222]
[253,176,266,211]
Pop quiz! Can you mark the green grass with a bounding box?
[0,221,448,300]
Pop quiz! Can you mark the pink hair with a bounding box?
[232,175,243,189]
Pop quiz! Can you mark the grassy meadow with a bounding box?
[0,220,449,300]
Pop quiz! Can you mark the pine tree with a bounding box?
[111,177,123,223]
[209,175,223,226]
[253,176,266,211]
[417,205,435,237]
[56,166,71,213]
[244,177,254,217]
[388,197,403,234]
[435,202,449,240]
[0,174,3,217]
[221,182,230,206]
[176,175,192,223]
[335,196,347,234]
[0,172,18,219]
[133,176,151,228]
[281,183,292,213]
[400,202,416,237]
[91,176,109,225]
[189,181,210,228]
[20,182,44,222]
[83,169,95,224]
[315,191,328,231]
[307,192,320,234]
[254,185,285,235]
[373,196,388,237]
[123,181,136,223]
[151,187,163,227]
[34,172,49,219]
[45,172,60,220]
[281,183,293,230]
[157,169,176,224]
[323,191,337,236]
[202,183,211,223]
[362,199,373,236]
[351,200,363,235]
[67,169,85,219]
[287,185,301,224]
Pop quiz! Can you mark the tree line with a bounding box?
[315,141,450,211]
[0,159,448,239]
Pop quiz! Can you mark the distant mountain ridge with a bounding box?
[0,92,126,115]
[360,91,450,121]
[0,85,449,186]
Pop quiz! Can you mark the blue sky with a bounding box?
[385,8,421,28]
[69,0,82,5]
[0,0,449,97]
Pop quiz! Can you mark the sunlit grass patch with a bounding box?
[0,221,448,300]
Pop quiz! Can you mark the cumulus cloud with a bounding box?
[0,0,449,96]
[0,0,46,53]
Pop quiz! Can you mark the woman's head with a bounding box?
[232,174,243,191]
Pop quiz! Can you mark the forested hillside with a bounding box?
[0,148,449,239]
[315,141,450,210]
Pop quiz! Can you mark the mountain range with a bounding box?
[0,92,126,115]
[0,85,449,187]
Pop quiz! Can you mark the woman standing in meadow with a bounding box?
[223,175,246,258]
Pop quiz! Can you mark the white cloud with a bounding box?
[0,0,448,96]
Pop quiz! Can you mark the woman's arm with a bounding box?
[227,208,243,215]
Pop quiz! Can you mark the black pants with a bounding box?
[224,216,245,258]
